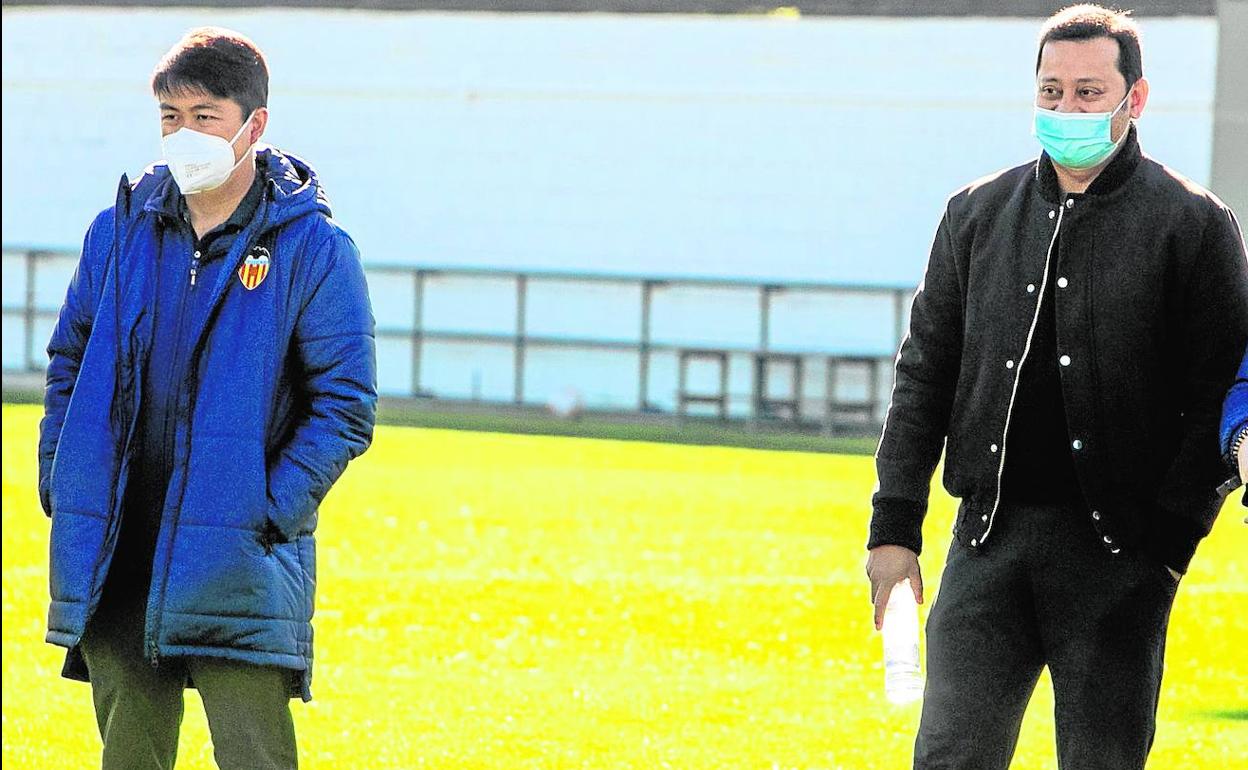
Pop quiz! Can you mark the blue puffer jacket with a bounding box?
[38,147,376,700]
[1222,347,1248,468]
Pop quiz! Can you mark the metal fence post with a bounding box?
[412,270,425,397]
[515,274,527,404]
[25,250,38,371]
[639,280,654,410]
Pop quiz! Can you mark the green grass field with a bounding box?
[3,403,1245,768]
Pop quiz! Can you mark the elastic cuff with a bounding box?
[39,482,52,518]
[868,497,925,555]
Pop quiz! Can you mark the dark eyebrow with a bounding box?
[158,102,223,111]
[1039,77,1108,85]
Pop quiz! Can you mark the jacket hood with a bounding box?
[125,145,331,232]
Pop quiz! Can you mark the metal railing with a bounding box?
[3,250,64,374]
[3,250,913,424]
[366,264,910,420]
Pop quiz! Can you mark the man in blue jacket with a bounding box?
[38,28,376,770]
[865,5,1248,768]
[1222,347,1248,506]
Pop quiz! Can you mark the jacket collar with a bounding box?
[174,170,265,238]
[1036,123,1142,203]
[135,146,328,230]
[146,157,263,224]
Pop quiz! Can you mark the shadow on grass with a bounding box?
[1195,709,1248,721]
[3,388,880,456]
[374,399,880,455]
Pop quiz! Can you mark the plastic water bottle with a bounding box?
[881,578,923,704]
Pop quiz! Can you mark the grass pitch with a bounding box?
[3,403,1245,768]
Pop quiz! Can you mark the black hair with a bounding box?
[1037,4,1143,89]
[151,27,268,118]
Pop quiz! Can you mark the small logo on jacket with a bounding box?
[238,246,270,291]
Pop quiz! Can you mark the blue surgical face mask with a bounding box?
[1032,93,1130,170]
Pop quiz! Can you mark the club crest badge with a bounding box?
[238,246,270,291]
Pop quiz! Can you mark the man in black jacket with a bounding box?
[865,5,1248,768]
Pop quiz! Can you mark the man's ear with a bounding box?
[249,107,269,144]
[1129,77,1150,119]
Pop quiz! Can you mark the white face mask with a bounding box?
[161,110,256,194]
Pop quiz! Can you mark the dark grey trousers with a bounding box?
[79,592,298,770]
[913,502,1179,770]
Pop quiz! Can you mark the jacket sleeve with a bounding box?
[1219,347,1248,463]
[868,207,964,555]
[38,211,113,516]
[1151,205,1248,571]
[266,228,378,541]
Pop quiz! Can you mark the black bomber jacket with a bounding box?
[868,127,1248,573]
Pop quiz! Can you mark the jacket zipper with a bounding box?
[979,203,1066,545]
[141,191,272,665]
[146,243,199,667]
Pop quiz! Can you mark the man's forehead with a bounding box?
[1037,37,1122,79]
[157,89,236,111]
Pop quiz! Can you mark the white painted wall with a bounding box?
[1,8,1220,410]
[1,8,1218,283]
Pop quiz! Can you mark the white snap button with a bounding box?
[1103,535,1113,544]
[1066,199,1075,208]
[1091,511,1101,521]
[971,539,978,547]
[990,444,999,453]
[981,514,988,523]
[1006,360,1015,369]
[1027,284,1036,293]
[1072,439,1083,450]
[1048,210,1056,220]
[1110,548,1121,554]
[1060,355,1071,366]
[1057,277,1068,288]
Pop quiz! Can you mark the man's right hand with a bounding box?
[866,544,923,631]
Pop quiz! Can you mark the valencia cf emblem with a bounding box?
[238,246,270,291]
